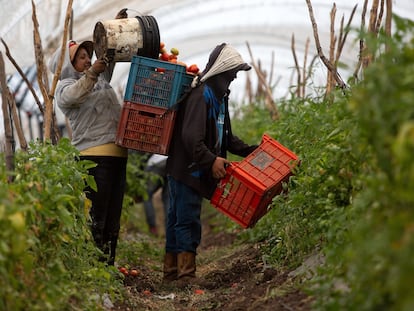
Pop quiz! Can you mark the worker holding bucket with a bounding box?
[49,8,160,266]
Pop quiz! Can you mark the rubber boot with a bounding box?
[163,252,178,282]
[176,252,214,289]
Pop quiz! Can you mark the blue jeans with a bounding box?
[166,175,202,254]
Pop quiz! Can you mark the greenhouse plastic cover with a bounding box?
[1,0,414,95]
[0,0,413,137]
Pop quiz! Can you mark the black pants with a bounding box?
[81,156,127,265]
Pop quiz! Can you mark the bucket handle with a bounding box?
[125,8,146,17]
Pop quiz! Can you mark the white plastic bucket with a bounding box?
[93,16,160,62]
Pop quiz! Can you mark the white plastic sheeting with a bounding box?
[1,0,414,139]
[0,0,177,74]
[1,0,414,96]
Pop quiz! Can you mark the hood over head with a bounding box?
[191,43,251,88]
[69,40,94,64]
[48,40,94,80]
[199,43,251,82]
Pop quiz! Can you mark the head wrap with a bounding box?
[191,43,251,88]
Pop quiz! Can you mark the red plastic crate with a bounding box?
[210,134,300,228]
[115,101,176,155]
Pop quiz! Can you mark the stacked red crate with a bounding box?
[115,102,176,155]
[115,56,193,155]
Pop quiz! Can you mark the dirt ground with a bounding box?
[113,191,313,311]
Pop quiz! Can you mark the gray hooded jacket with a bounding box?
[49,43,122,152]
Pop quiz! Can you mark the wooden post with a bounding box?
[0,52,15,181]
[327,4,337,94]
[48,0,74,141]
[31,0,52,141]
[30,0,73,143]
[246,41,279,120]
[305,0,347,91]
[291,34,301,98]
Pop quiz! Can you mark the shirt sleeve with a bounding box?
[57,68,98,108]
[181,88,217,169]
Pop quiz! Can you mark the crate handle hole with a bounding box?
[138,111,156,118]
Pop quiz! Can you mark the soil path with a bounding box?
[114,192,312,310]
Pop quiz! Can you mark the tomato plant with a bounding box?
[0,138,123,310]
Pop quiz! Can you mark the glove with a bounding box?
[115,8,128,19]
[91,59,106,74]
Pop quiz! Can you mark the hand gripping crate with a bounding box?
[115,101,176,155]
[210,134,300,228]
[124,56,194,108]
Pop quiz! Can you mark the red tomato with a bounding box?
[168,54,177,60]
[118,267,128,276]
[188,64,200,74]
[194,289,205,295]
[160,53,170,61]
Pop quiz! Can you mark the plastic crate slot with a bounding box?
[137,110,156,119]
[222,181,232,198]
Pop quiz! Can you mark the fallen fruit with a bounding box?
[130,269,139,276]
[118,267,128,276]
[194,289,205,295]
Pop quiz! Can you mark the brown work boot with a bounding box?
[162,252,177,283]
[175,252,215,289]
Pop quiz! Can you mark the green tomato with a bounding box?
[9,212,25,233]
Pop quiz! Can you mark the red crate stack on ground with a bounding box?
[115,56,193,155]
[210,134,300,228]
